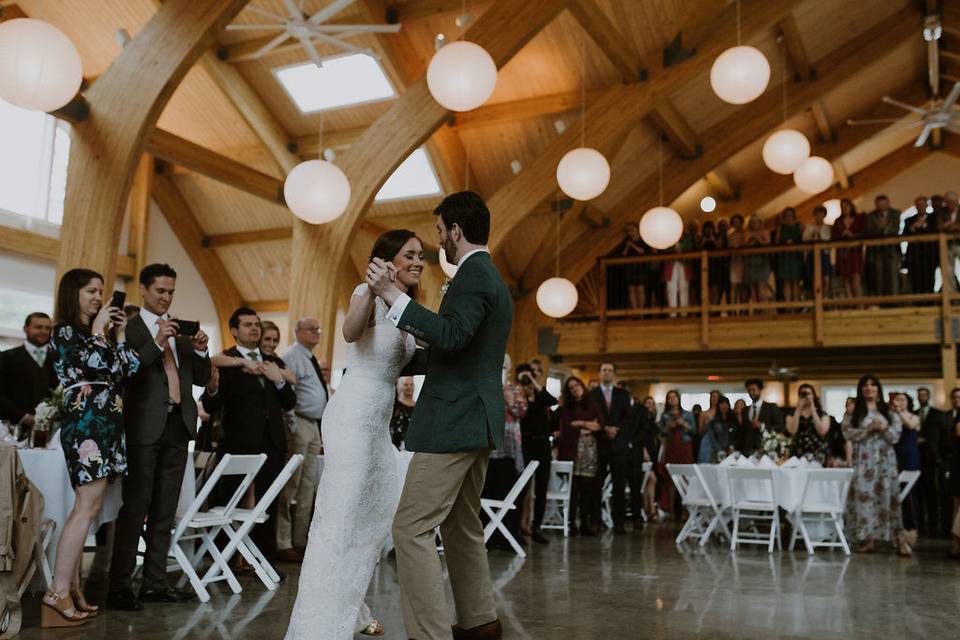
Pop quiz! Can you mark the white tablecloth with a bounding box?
[18,448,124,567]
[686,462,839,513]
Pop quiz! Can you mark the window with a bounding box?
[274,53,395,113]
[0,287,52,342]
[375,148,442,202]
[0,97,71,225]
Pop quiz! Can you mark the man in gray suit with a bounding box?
[368,191,512,640]
[108,264,211,610]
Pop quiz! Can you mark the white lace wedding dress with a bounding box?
[285,284,416,639]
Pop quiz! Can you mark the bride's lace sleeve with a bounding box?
[352,283,369,297]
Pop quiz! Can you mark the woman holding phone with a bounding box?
[842,375,905,555]
[43,268,140,627]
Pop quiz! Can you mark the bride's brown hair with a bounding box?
[370,229,422,301]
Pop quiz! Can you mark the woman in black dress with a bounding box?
[389,376,416,449]
[787,384,831,465]
[43,268,140,627]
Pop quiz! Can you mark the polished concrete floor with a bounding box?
[16,524,960,639]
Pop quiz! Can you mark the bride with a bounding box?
[285,229,423,639]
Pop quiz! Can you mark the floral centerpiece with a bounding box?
[759,425,791,462]
[33,385,65,437]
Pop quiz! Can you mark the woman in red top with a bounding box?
[557,376,603,535]
[832,198,866,299]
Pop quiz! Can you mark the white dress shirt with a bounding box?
[23,341,49,367]
[386,247,490,327]
[236,345,286,389]
[139,307,209,366]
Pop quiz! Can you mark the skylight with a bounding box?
[375,148,442,202]
[274,53,395,113]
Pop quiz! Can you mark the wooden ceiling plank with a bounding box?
[295,126,369,156]
[452,88,606,129]
[152,174,245,344]
[705,170,738,200]
[0,225,136,277]
[662,0,727,68]
[780,14,814,81]
[204,227,294,247]
[145,129,285,202]
[809,100,836,142]
[125,154,153,303]
[568,0,643,83]
[388,0,493,22]
[649,100,701,159]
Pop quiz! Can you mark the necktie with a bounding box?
[752,404,759,421]
[162,339,181,404]
[309,354,329,398]
[603,387,612,410]
[30,346,46,368]
[248,351,265,388]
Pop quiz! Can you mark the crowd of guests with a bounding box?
[0,264,333,627]
[607,192,960,311]
[458,358,960,559]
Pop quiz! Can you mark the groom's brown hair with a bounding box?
[434,191,490,245]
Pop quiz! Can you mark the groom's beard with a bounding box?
[442,238,459,264]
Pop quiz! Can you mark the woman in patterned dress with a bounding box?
[842,375,907,554]
[42,268,140,627]
[787,383,831,465]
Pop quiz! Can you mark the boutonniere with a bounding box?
[440,278,451,299]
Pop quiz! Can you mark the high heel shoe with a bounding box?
[41,591,90,628]
[896,532,913,557]
[360,618,385,636]
[71,589,99,617]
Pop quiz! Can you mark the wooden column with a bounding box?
[939,233,957,397]
[56,0,249,292]
[124,154,153,304]
[813,242,824,345]
[289,0,568,360]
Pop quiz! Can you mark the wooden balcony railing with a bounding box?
[579,232,960,353]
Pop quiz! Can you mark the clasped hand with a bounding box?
[365,257,399,299]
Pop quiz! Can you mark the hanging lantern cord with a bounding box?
[658,135,664,206]
[580,28,586,149]
[317,111,325,161]
[781,38,788,124]
[736,0,742,47]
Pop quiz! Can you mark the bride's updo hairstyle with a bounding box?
[370,228,421,300]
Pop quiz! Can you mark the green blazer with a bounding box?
[398,251,513,453]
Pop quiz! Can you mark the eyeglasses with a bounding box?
[301,327,322,333]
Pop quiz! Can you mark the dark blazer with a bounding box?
[589,385,632,455]
[397,252,513,453]
[746,400,784,433]
[201,346,296,454]
[625,403,658,460]
[122,314,211,445]
[918,405,942,466]
[557,400,603,462]
[0,345,57,423]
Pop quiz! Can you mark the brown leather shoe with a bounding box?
[452,619,502,640]
[274,548,304,563]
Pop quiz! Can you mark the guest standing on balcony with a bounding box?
[832,199,866,300]
[727,214,747,308]
[700,222,728,307]
[608,222,649,310]
[866,195,902,298]
[939,191,960,292]
[663,227,695,316]
[892,392,921,556]
[803,205,833,299]
[842,375,906,555]
[775,207,804,306]
[903,196,939,295]
[657,390,694,519]
[743,215,772,308]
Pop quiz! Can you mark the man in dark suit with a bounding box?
[201,306,296,558]
[916,386,943,534]
[0,312,57,430]
[108,264,211,611]
[902,196,939,295]
[589,362,636,533]
[739,379,784,455]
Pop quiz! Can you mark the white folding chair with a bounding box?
[170,453,265,603]
[540,460,573,537]
[787,468,853,555]
[202,454,304,592]
[898,470,921,504]
[727,467,780,553]
[668,464,730,546]
[600,474,614,529]
[481,461,539,557]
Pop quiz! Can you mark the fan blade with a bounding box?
[310,30,372,56]
[882,95,928,115]
[253,31,293,59]
[845,118,902,126]
[299,35,325,68]
[309,0,357,25]
[224,24,287,31]
[915,124,934,147]
[310,23,403,34]
[244,5,287,22]
[942,81,960,111]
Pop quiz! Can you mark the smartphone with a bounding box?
[109,290,126,310]
[175,320,200,337]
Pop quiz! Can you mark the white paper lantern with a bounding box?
[283,159,351,224]
[536,277,579,318]
[0,19,83,112]
[793,156,834,194]
[426,41,497,112]
[710,45,770,105]
[556,147,611,201]
[700,196,717,213]
[823,198,841,224]
[639,206,684,250]
[762,129,811,175]
[438,247,458,279]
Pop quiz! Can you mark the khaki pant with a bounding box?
[275,414,321,550]
[393,449,497,640]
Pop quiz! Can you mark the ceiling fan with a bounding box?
[846,13,960,147]
[767,361,798,380]
[225,0,402,67]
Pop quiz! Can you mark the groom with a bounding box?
[367,191,512,640]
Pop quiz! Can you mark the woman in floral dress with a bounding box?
[41,268,140,628]
[842,375,906,554]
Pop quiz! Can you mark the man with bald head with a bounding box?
[276,317,329,561]
[940,191,960,291]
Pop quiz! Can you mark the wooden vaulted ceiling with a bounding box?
[6,0,951,312]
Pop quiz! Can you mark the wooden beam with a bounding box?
[0,225,135,277]
[152,174,244,346]
[145,128,285,202]
[386,0,493,22]
[246,299,289,313]
[780,14,814,80]
[125,154,153,303]
[452,88,607,129]
[834,159,851,190]
[809,100,835,142]
[649,100,701,158]
[568,0,643,83]
[661,0,727,67]
[57,0,249,293]
[204,227,293,247]
[290,0,571,361]
[295,126,368,156]
[525,6,919,289]
[705,170,738,200]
